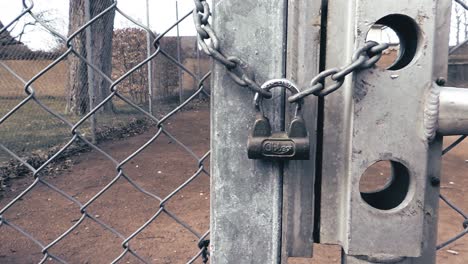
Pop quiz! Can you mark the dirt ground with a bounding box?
[0,107,467,263]
[0,106,211,264]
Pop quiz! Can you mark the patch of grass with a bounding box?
[0,60,67,98]
[0,97,146,163]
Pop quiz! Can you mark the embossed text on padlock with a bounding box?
[247,79,310,160]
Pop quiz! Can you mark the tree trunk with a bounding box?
[90,0,115,113]
[456,5,462,45]
[67,0,115,115]
[66,0,88,115]
[464,11,468,41]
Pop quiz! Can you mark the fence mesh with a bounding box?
[435,0,468,259]
[437,135,468,252]
[0,0,210,263]
[0,0,468,263]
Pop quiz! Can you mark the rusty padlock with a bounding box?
[247,79,310,160]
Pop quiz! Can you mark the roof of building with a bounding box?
[449,40,468,64]
[0,21,23,46]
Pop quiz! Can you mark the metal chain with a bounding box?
[193,0,389,103]
[194,0,468,256]
[288,41,389,103]
[193,0,272,98]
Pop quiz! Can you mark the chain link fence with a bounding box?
[435,0,468,259]
[0,0,211,263]
[0,0,468,263]
[437,140,468,256]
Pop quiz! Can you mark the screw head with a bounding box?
[436,77,446,86]
[431,177,440,187]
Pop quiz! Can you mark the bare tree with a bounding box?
[0,21,22,45]
[112,28,149,105]
[154,37,181,99]
[66,0,88,115]
[1,9,65,51]
[89,0,115,113]
[455,4,462,45]
[66,0,115,115]
[464,8,468,40]
[0,20,62,60]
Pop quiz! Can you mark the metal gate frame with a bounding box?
[210,0,320,262]
[320,0,452,263]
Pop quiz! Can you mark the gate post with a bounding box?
[281,0,322,260]
[211,0,288,263]
[320,0,452,263]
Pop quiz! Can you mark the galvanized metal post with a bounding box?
[176,1,183,105]
[320,0,452,264]
[211,0,288,263]
[197,40,202,100]
[145,0,153,114]
[281,0,321,260]
[438,86,468,135]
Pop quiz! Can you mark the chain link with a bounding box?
[193,0,272,98]
[193,0,389,103]
[288,41,389,102]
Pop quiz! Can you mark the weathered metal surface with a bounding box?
[281,0,322,259]
[194,0,274,99]
[438,86,468,136]
[211,0,287,263]
[321,0,451,263]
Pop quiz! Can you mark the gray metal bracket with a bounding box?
[320,0,452,263]
[282,0,322,260]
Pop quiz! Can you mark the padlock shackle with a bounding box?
[253,79,303,111]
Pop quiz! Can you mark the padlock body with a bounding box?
[248,132,309,160]
[248,78,309,161]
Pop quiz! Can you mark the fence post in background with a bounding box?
[196,40,202,99]
[85,0,97,144]
[176,1,183,104]
[211,0,287,263]
[145,0,153,114]
[319,0,452,263]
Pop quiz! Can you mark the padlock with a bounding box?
[247,79,310,160]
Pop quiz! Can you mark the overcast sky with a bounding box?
[0,0,465,51]
[0,0,210,50]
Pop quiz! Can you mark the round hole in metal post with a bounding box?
[365,14,420,70]
[359,160,410,210]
